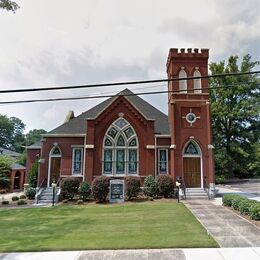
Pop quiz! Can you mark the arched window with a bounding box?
[50,146,61,156]
[193,68,202,93]
[103,117,138,175]
[183,142,200,156]
[179,67,187,93]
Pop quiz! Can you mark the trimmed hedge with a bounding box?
[1,200,9,205]
[222,194,260,221]
[79,182,91,201]
[143,176,159,198]
[26,187,36,199]
[17,199,27,205]
[60,178,81,200]
[156,175,174,198]
[125,176,141,200]
[91,176,110,202]
[249,204,260,220]
[11,196,19,201]
[239,200,257,215]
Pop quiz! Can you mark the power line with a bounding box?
[1,81,259,105]
[0,71,259,94]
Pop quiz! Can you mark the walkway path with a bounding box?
[184,199,260,247]
[1,248,260,260]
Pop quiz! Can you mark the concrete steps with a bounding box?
[184,188,209,200]
[37,187,58,204]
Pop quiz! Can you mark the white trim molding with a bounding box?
[146,145,155,149]
[85,144,94,149]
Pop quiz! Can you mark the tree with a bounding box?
[25,129,47,146]
[10,117,25,153]
[0,0,19,12]
[209,54,260,179]
[0,114,26,153]
[0,155,12,190]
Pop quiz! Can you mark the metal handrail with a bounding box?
[39,177,47,189]
[203,176,210,199]
[181,179,187,200]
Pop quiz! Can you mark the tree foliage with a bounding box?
[209,54,260,179]
[0,155,12,189]
[25,129,46,146]
[0,0,19,12]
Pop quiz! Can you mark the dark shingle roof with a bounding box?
[11,163,26,170]
[0,147,21,157]
[26,140,42,149]
[46,89,170,135]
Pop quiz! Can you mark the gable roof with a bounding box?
[0,147,21,158]
[45,89,170,136]
[26,140,42,149]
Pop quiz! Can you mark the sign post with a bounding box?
[109,179,124,203]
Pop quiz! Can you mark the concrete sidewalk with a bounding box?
[184,200,260,247]
[0,248,260,260]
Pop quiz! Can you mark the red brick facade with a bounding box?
[27,48,214,188]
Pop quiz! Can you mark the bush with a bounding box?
[79,182,91,201]
[222,194,240,207]
[249,203,260,220]
[232,196,248,210]
[91,176,110,202]
[156,175,174,198]
[60,178,81,200]
[0,155,11,190]
[27,161,39,188]
[11,196,19,201]
[1,200,9,205]
[26,187,36,199]
[143,176,159,198]
[238,199,257,215]
[215,175,225,184]
[17,199,27,205]
[125,176,141,200]
[77,199,84,205]
[20,194,26,199]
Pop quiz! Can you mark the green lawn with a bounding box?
[0,201,218,252]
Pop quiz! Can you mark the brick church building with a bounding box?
[27,48,215,189]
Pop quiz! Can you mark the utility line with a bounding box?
[0,71,259,94]
[1,81,259,105]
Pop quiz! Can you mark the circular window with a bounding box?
[186,112,197,124]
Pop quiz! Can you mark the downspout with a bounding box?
[154,135,157,177]
[83,135,86,182]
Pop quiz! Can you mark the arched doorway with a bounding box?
[48,146,61,187]
[14,171,20,190]
[182,141,202,188]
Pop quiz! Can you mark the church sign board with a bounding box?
[109,179,124,203]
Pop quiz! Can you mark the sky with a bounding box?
[0,0,259,133]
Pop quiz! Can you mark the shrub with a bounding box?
[232,196,248,210]
[60,178,81,200]
[238,199,257,215]
[215,175,225,184]
[79,182,91,201]
[17,199,27,206]
[125,176,141,200]
[26,187,36,199]
[0,155,11,190]
[77,199,84,205]
[143,176,159,198]
[27,161,39,188]
[1,200,9,205]
[222,194,240,207]
[11,196,19,201]
[156,175,174,198]
[249,203,260,220]
[91,176,110,202]
[20,194,26,199]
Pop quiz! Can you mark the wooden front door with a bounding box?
[49,157,61,186]
[183,157,201,187]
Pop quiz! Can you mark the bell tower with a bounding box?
[166,48,214,188]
